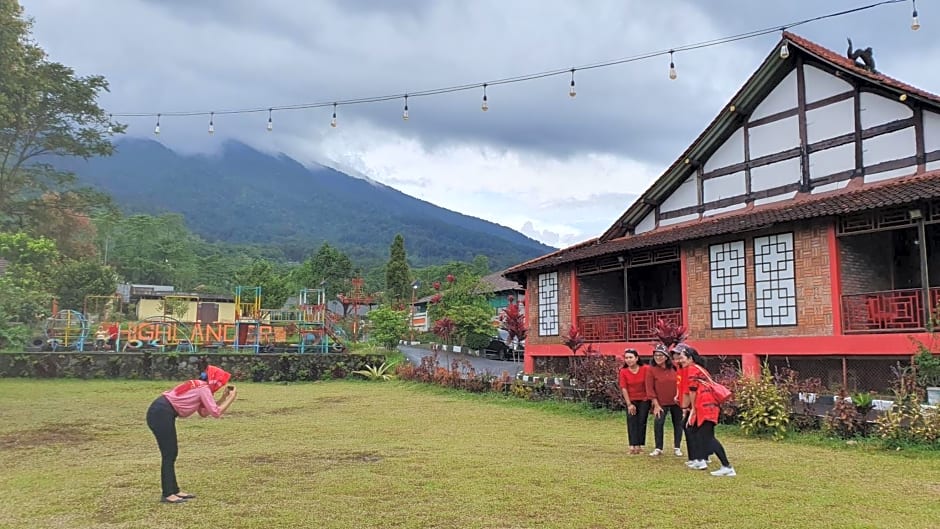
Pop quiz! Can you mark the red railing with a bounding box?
[841,289,927,333]
[578,308,683,342]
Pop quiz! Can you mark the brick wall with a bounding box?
[686,219,833,339]
[525,267,573,345]
[838,231,893,295]
[577,271,624,315]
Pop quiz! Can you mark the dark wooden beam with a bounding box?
[695,165,704,213]
[864,155,918,176]
[796,58,810,191]
[914,106,926,172]
[659,182,802,220]
[744,119,752,200]
[747,90,854,128]
[854,85,863,176]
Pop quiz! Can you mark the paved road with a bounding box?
[398,345,524,377]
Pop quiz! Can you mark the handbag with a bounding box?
[694,366,733,404]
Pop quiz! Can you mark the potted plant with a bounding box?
[913,350,940,405]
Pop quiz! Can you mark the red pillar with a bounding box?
[828,222,843,335]
[742,353,760,378]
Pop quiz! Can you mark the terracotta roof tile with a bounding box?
[507,170,940,274]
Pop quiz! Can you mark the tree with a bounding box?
[291,242,352,299]
[499,296,527,346]
[367,305,408,350]
[107,214,200,288]
[52,259,116,311]
[0,1,121,230]
[234,259,292,309]
[385,234,411,308]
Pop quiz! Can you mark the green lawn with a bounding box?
[1,379,938,529]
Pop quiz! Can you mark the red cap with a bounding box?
[205,365,231,393]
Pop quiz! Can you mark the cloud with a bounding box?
[19,0,933,246]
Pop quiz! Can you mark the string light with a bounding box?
[107,1,908,130]
[107,114,113,134]
[208,112,215,134]
[911,0,920,30]
[402,94,409,121]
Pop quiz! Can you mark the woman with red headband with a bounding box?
[146,365,238,503]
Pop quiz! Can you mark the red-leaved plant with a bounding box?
[432,317,456,345]
[498,298,527,346]
[563,324,585,355]
[654,318,688,348]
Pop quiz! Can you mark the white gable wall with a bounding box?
[749,116,800,158]
[751,70,798,120]
[803,64,853,102]
[925,110,940,152]
[860,92,913,128]
[750,157,801,192]
[703,171,745,203]
[809,143,855,179]
[659,176,698,212]
[704,128,745,173]
[806,99,854,143]
[635,211,656,234]
[863,127,916,166]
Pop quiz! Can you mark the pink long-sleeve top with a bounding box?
[162,386,222,418]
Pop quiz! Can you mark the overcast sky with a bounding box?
[20,0,936,248]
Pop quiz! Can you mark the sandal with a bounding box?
[161,496,187,504]
[176,493,196,499]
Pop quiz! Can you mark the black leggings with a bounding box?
[146,396,179,498]
[694,421,730,467]
[625,400,651,446]
[653,404,684,450]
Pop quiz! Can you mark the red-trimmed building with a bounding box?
[504,33,940,391]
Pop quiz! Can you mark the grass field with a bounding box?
[1,379,938,529]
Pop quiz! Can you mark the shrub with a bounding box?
[570,349,622,410]
[824,390,866,439]
[464,332,491,351]
[876,365,940,449]
[735,363,790,440]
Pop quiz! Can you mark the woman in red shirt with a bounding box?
[675,344,736,476]
[645,344,683,457]
[618,349,650,455]
[146,366,239,503]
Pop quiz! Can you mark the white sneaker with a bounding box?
[710,466,736,477]
[684,460,696,467]
[649,449,663,456]
[690,460,708,470]
[674,448,683,457]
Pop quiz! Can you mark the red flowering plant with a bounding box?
[563,324,585,355]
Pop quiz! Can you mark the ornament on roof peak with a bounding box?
[846,38,877,73]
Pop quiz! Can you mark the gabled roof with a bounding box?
[601,32,940,242]
[506,169,940,277]
[504,32,940,280]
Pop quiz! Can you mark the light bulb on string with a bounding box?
[912,0,920,30]
[107,114,113,134]
[208,112,215,135]
[481,83,489,112]
[569,69,577,98]
[668,51,677,80]
[267,108,273,131]
[154,114,161,135]
[402,95,409,121]
[331,103,338,128]
[779,32,790,59]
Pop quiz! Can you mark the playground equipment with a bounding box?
[44,309,89,351]
[336,277,376,342]
[260,287,347,353]
[234,286,263,353]
[83,294,123,325]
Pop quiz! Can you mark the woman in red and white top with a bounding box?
[618,349,650,455]
[674,344,735,476]
[645,343,683,457]
[145,365,238,503]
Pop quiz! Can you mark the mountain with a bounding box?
[58,139,555,268]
